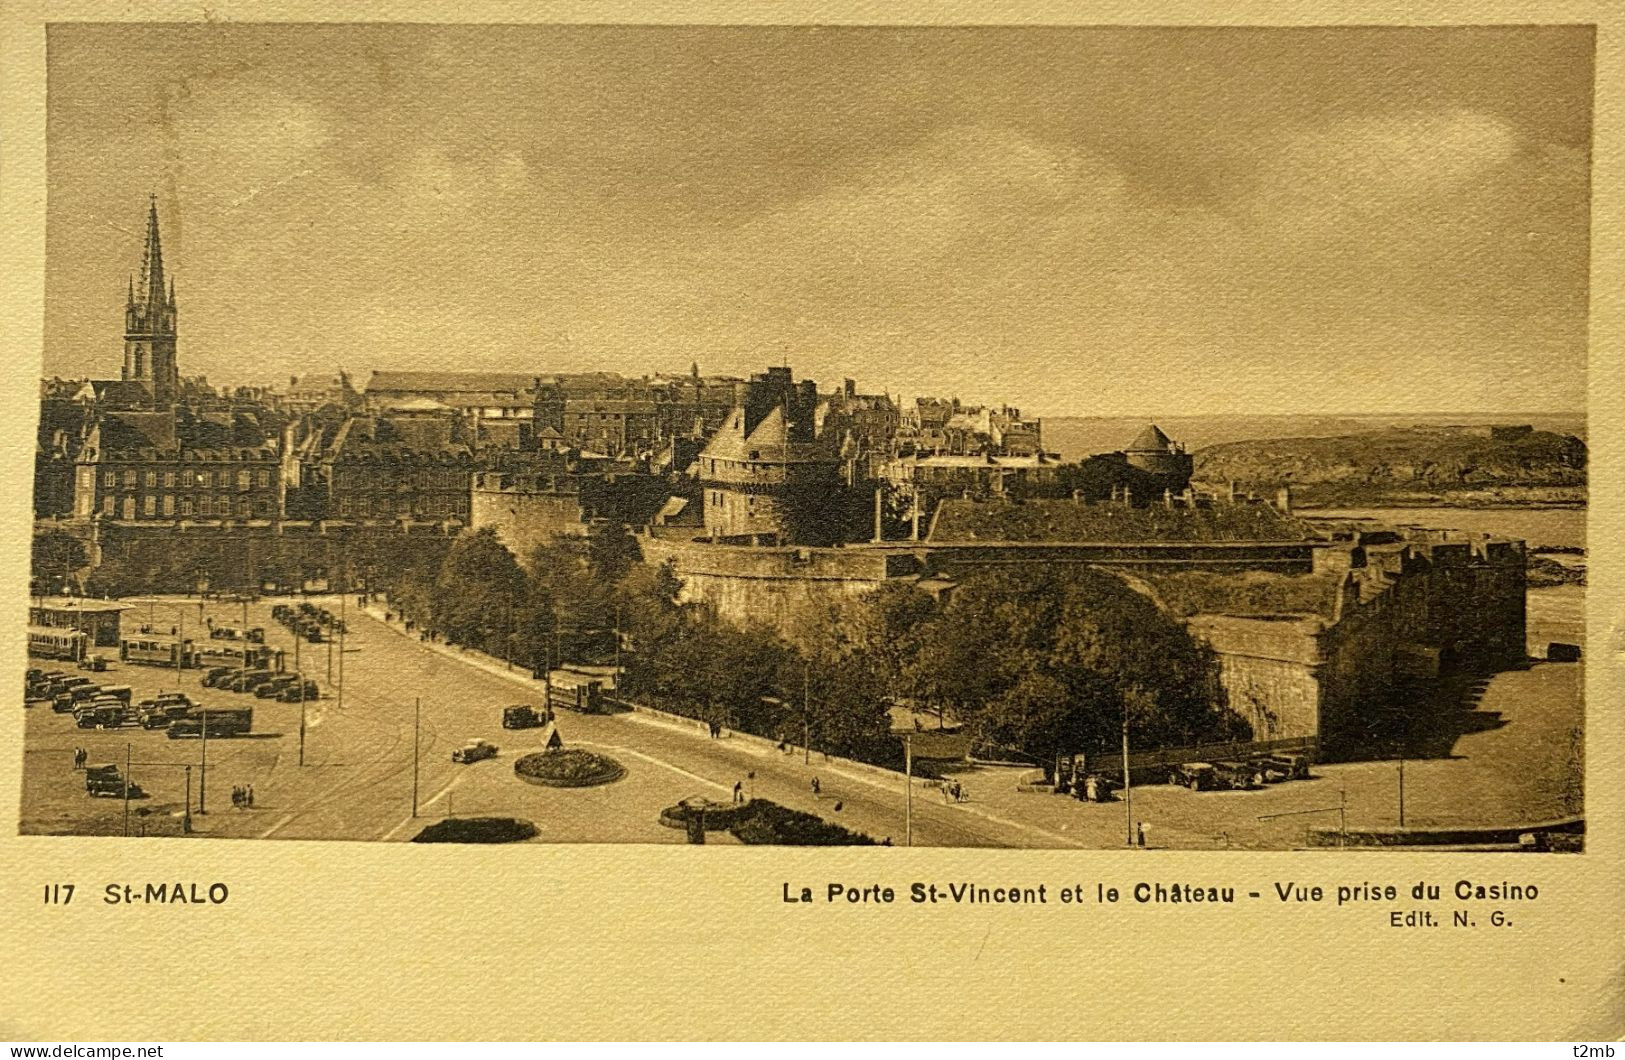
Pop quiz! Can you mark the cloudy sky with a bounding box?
[45,24,1591,415]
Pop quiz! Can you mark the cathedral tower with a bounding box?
[123,195,179,406]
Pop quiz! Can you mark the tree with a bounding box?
[32,530,88,594]
[431,527,526,648]
[917,566,1244,770]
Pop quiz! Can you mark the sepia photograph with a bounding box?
[5,2,1624,1045]
[19,21,1590,852]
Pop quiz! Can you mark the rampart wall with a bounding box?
[640,535,909,633]
[470,486,588,566]
[1188,536,1527,754]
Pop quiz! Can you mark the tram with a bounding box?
[119,633,195,668]
[27,625,88,662]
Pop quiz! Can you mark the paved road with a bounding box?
[22,587,1580,848]
[23,595,1053,846]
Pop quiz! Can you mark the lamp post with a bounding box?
[1122,711,1133,847]
[904,734,913,848]
[411,697,421,818]
[198,708,209,814]
[802,661,811,766]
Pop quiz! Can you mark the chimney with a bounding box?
[873,486,884,543]
[1276,486,1293,513]
[1163,488,1173,509]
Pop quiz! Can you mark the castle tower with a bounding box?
[122,195,179,406]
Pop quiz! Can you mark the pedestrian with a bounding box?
[246,784,254,809]
[231,786,241,810]
[732,780,743,805]
[810,776,821,798]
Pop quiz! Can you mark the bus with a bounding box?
[27,626,87,662]
[120,634,195,668]
[208,625,266,644]
[191,641,281,672]
[168,706,253,739]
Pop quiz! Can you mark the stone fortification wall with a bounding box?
[1188,535,1527,755]
[470,482,588,566]
[640,535,907,633]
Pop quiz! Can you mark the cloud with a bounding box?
[165,81,334,219]
[1241,107,1522,231]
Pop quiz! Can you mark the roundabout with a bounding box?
[513,748,627,788]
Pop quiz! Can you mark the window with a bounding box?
[103,471,115,488]
[257,469,269,488]
[238,470,250,490]
[180,498,193,516]
[101,496,113,516]
[162,495,174,516]
[145,470,157,488]
[143,496,156,516]
[123,469,136,486]
[163,471,176,488]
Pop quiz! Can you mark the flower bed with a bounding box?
[727,800,877,846]
[513,748,626,788]
[410,817,539,843]
[657,796,755,831]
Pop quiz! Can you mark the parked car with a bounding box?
[451,739,499,764]
[77,654,111,672]
[1255,753,1311,781]
[201,666,237,688]
[1211,760,1265,790]
[139,702,195,729]
[276,679,320,703]
[255,674,300,698]
[53,684,102,713]
[502,705,545,729]
[224,668,275,693]
[85,764,143,798]
[1169,762,1217,791]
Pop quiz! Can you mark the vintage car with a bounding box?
[276,679,321,703]
[201,666,238,688]
[502,705,545,730]
[451,739,499,764]
[1255,753,1311,781]
[1075,773,1122,803]
[139,702,196,729]
[78,701,134,729]
[77,654,111,672]
[224,668,276,693]
[53,683,102,713]
[255,674,301,698]
[1211,760,1265,790]
[85,764,142,798]
[1169,762,1218,791]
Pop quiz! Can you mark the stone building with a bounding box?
[295,416,472,523]
[120,197,180,408]
[695,367,847,544]
[364,370,536,450]
[71,420,283,523]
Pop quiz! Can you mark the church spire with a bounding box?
[138,193,165,309]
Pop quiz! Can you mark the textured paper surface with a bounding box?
[1,0,1621,1041]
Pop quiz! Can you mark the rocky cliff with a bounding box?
[1192,425,1586,507]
